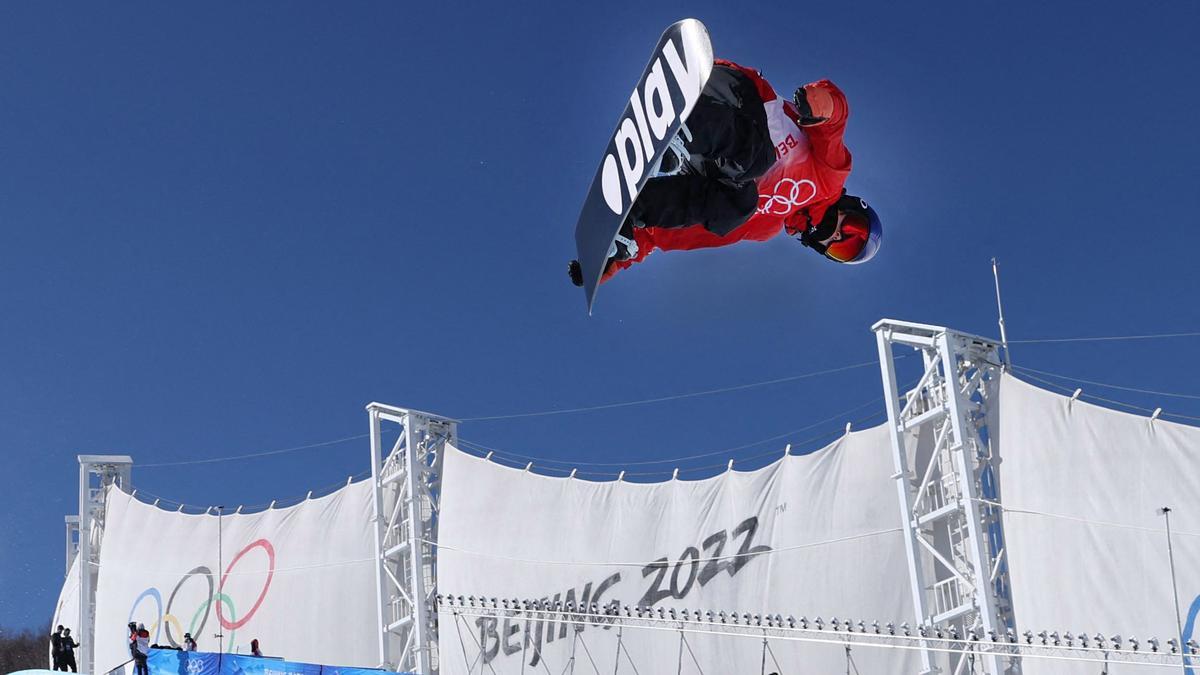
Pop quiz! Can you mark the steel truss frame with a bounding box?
[439,602,1187,672]
[76,454,133,675]
[874,320,1018,675]
[368,403,458,674]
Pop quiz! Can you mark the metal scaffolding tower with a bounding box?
[873,320,1018,675]
[367,403,458,675]
[64,515,79,576]
[76,454,133,675]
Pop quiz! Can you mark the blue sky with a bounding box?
[2,2,1199,628]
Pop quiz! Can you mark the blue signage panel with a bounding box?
[148,649,221,675]
[144,649,402,675]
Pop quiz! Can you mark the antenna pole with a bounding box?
[992,258,1012,369]
[216,505,225,650]
[1161,507,1187,673]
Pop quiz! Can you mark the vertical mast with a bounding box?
[991,259,1012,369]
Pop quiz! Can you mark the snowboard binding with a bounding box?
[568,219,639,287]
[649,123,693,178]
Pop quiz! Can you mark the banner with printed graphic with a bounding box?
[1000,373,1200,674]
[49,554,82,668]
[147,649,223,675]
[90,480,376,674]
[436,430,920,674]
[145,648,398,675]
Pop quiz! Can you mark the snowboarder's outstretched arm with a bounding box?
[793,80,851,173]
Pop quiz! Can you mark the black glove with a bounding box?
[792,87,828,126]
[796,206,839,253]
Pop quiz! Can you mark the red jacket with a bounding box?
[602,62,852,283]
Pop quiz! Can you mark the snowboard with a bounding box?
[572,18,714,313]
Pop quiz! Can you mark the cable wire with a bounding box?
[124,469,371,513]
[138,433,371,468]
[75,332,1200,469]
[975,498,1200,538]
[88,556,373,576]
[456,397,885,469]
[463,410,888,478]
[1010,370,1200,423]
[1009,331,1200,345]
[461,410,887,482]
[131,357,895,468]
[604,412,887,479]
[430,526,903,568]
[458,358,891,422]
[1013,364,1200,401]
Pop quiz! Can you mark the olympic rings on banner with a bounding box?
[164,566,213,647]
[1182,594,1199,672]
[191,593,237,651]
[127,588,163,644]
[125,539,271,643]
[217,539,275,630]
[160,614,183,645]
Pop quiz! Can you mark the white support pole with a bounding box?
[937,332,1002,675]
[77,461,88,668]
[370,407,390,668]
[64,515,79,577]
[876,330,937,675]
[367,403,457,675]
[76,454,133,675]
[872,320,1019,675]
[404,417,432,675]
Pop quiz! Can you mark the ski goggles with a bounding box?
[821,212,870,263]
[797,193,874,263]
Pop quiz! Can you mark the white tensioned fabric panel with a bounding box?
[50,555,82,667]
[1000,373,1200,674]
[91,480,376,673]
[437,427,919,675]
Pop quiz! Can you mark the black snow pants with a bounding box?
[630,64,777,236]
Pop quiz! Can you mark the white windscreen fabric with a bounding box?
[437,428,919,675]
[1000,373,1200,674]
[49,554,82,667]
[91,480,377,673]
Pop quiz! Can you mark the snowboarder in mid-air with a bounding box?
[569,59,881,287]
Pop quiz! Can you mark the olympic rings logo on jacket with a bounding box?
[757,178,817,216]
